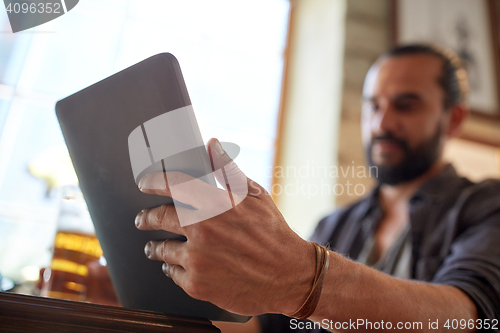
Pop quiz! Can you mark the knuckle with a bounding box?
[167,172,183,186]
[260,187,270,196]
[250,180,267,195]
[158,240,169,258]
[192,225,215,245]
[224,161,240,177]
[144,172,163,190]
[144,209,154,228]
[184,279,204,300]
[153,205,168,227]
[184,252,204,270]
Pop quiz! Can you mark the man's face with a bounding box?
[362,54,449,185]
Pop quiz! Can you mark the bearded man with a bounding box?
[136,44,500,333]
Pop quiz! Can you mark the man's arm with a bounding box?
[216,266,477,333]
[135,139,482,332]
[308,253,477,332]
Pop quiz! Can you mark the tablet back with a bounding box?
[56,53,249,322]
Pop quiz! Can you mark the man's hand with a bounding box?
[134,138,315,316]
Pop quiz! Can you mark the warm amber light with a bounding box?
[50,259,88,277]
[54,232,103,258]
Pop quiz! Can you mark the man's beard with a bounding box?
[366,125,443,185]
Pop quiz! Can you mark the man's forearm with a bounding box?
[308,252,478,332]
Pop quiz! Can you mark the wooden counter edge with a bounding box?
[0,291,220,332]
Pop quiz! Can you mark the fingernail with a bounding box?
[214,140,224,155]
[138,176,147,191]
[144,242,152,258]
[162,263,170,278]
[135,210,144,228]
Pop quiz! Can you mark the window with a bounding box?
[0,0,290,285]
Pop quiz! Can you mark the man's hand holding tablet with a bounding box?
[135,138,316,316]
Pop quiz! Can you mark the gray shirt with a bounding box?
[259,164,500,332]
[357,223,412,279]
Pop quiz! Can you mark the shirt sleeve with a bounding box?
[256,314,296,333]
[257,314,327,333]
[432,180,500,322]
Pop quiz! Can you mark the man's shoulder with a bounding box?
[432,165,500,203]
[468,177,500,192]
[457,177,500,225]
[451,176,500,207]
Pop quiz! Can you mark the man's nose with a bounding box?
[372,104,399,134]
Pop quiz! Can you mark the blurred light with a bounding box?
[20,265,40,282]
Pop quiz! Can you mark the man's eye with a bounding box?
[370,103,379,112]
[394,102,415,112]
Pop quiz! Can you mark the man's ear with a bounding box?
[446,104,469,137]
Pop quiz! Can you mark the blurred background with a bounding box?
[0,0,289,293]
[0,0,499,298]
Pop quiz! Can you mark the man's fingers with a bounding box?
[162,263,186,285]
[138,171,173,197]
[143,241,192,296]
[208,139,271,201]
[144,239,184,265]
[135,204,186,236]
[208,138,249,198]
[138,171,229,210]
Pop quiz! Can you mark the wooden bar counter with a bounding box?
[0,291,220,332]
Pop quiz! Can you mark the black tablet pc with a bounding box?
[56,53,249,322]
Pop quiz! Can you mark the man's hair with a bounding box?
[382,44,469,109]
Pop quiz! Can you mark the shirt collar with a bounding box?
[412,164,461,203]
[354,186,382,223]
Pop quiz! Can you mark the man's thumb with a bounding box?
[207,138,248,197]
